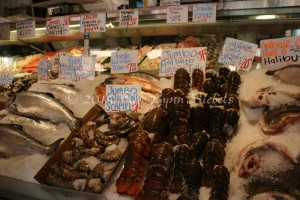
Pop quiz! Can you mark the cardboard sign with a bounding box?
[0,24,10,40]
[260,36,300,68]
[38,59,53,80]
[105,85,141,112]
[76,56,95,80]
[159,47,207,77]
[160,0,180,6]
[119,10,139,27]
[193,4,216,23]
[80,13,106,33]
[0,73,14,85]
[16,20,35,39]
[45,16,69,35]
[167,6,188,24]
[111,50,138,74]
[219,37,257,71]
[59,55,82,81]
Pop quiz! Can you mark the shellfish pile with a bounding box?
[44,107,143,194]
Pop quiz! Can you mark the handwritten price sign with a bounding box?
[160,0,180,6]
[38,59,53,80]
[16,20,35,39]
[119,10,139,27]
[219,37,257,71]
[167,6,188,24]
[192,4,216,23]
[260,36,300,68]
[80,13,106,33]
[0,73,14,85]
[105,85,141,112]
[111,50,138,74]
[159,47,207,77]
[46,16,69,35]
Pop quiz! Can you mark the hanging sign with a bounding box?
[37,59,53,80]
[219,37,257,71]
[45,16,69,35]
[119,10,139,27]
[111,50,138,74]
[80,13,106,33]
[167,5,188,24]
[159,47,207,77]
[160,0,180,6]
[260,36,300,68]
[0,73,14,85]
[76,56,96,80]
[192,4,217,23]
[16,20,35,39]
[105,85,141,112]
[0,24,10,40]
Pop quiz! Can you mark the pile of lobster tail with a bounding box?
[208,106,226,142]
[142,107,169,142]
[136,142,174,200]
[177,158,202,200]
[174,68,191,94]
[189,131,210,159]
[116,130,151,197]
[192,69,204,92]
[209,165,230,200]
[190,106,208,134]
[202,139,226,187]
[166,88,192,145]
[169,144,190,193]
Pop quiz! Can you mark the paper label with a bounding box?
[219,37,258,71]
[59,56,82,81]
[192,4,216,23]
[16,20,35,39]
[45,16,69,35]
[119,10,139,27]
[76,56,95,80]
[0,24,10,40]
[260,36,300,68]
[80,13,106,33]
[38,59,53,80]
[167,6,188,24]
[0,73,14,85]
[105,85,141,112]
[159,47,207,77]
[111,50,138,74]
[160,0,180,6]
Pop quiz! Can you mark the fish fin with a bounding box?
[46,138,64,156]
[44,92,55,99]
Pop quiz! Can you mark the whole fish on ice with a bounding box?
[266,64,300,86]
[0,124,63,157]
[0,113,60,138]
[6,91,79,130]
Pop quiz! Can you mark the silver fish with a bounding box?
[6,91,79,130]
[0,124,63,157]
[0,113,60,137]
[29,83,79,106]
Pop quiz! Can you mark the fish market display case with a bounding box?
[1,0,300,200]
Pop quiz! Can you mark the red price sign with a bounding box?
[126,63,137,72]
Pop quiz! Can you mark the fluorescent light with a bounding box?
[255,15,276,20]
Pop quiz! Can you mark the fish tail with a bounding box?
[46,138,64,156]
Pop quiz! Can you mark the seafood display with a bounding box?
[136,142,174,200]
[116,130,151,196]
[226,66,300,200]
[0,124,63,157]
[6,91,79,131]
[38,106,142,194]
[0,73,38,102]
[265,64,300,86]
